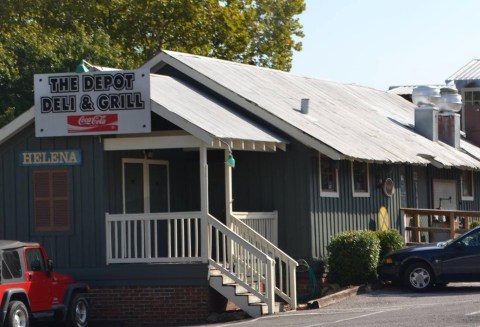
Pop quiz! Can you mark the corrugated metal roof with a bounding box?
[446,59,480,82]
[150,74,285,148]
[146,50,480,169]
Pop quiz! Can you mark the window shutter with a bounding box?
[34,200,51,229]
[33,170,69,232]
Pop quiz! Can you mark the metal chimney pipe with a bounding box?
[301,98,310,114]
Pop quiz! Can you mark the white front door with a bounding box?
[122,158,170,214]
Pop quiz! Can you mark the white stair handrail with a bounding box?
[207,214,275,314]
[229,213,298,310]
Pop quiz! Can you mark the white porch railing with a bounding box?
[233,211,278,245]
[229,214,297,310]
[106,211,297,312]
[207,214,275,314]
[105,212,203,264]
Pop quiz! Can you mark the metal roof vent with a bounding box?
[413,86,439,142]
[412,85,462,112]
[437,87,462,113]
[412,85,440,107]
[301,98,310,114]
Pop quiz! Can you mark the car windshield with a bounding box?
[458,230,480,247]
[443,227,480,248]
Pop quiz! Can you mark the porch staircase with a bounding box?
[207,214,298,318]
[105,211,297,317]
[209,268,271,317]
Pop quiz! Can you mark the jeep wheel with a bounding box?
[6,301,29,327]
[66,294,88,327]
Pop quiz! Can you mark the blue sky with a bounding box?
[291,0,480,91]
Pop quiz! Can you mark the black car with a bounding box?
[378,226,480,291]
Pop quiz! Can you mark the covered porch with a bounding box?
[100,74,298,314]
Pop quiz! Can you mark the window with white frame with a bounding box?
[461,170,474,201]
[319,154,339,197]
[351,161,370,197]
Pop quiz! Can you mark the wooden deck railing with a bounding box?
[402,208,480,244]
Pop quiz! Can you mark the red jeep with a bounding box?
[0,241,89,327]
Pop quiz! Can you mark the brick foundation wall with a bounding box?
[89,285,210,326]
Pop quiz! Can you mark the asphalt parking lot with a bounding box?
[199,283,480,327]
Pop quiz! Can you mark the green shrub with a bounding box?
[327,230,380,286]
[470,221,480,229]
[376,229,404,259]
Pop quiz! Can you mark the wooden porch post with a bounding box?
[200,147,209,262]
[449,211,456,239]
[224,149,234,271]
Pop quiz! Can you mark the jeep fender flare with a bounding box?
[0,288,31,325]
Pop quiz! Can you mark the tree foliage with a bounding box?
[0,0,305,126]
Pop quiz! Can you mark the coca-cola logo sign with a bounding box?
[67,114,118,133]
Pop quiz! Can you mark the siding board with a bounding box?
[311,159,403,260]
[0,125,106,270]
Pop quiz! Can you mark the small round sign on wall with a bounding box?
[383,177,395,197]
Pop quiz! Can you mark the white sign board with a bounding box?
[34,69,151,136]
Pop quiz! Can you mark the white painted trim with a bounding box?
[104,134,207,151]
[212,138,283,152]
[145,52,343,160]
[351,161,370,197]
[319,153,339,198]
